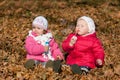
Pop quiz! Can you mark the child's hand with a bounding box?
[56,55,63,60]
[69,36,77,46]
[44,46,49,52]
[96,59,102,66]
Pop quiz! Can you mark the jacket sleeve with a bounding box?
[25,36,45,55]
[62,34,74,53]
[49,39,64,60]
[92,39,105,65]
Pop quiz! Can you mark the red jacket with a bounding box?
[62,33,105,68]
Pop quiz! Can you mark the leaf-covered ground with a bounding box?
[0,0,120,80]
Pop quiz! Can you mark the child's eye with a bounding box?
[37,27,41,29]
[76,25,79,27]
[76,24,84,28]
[32,27,35,29]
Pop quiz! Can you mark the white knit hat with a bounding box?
[32,16,48,30]
[78,16,95,34]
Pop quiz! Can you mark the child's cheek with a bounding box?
[75,28,78,33]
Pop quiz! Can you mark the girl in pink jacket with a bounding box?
[24,16,63,72]
[62,16,105,74]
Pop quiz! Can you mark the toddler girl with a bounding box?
[62,16,105,74]
[24,16,63,73]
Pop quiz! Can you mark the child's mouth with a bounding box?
[75,30,79,34]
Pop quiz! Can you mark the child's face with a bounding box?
[32,25,44,35]
[75,19,89,36]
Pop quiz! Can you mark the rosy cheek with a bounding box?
[32,29,35,32]
[75,28,78,31]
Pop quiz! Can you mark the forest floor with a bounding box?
[0,0,120,80]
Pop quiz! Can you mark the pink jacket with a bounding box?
[62,33,105,69]
[25,31,63,62]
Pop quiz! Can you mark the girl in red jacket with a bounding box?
[62,16,105,74]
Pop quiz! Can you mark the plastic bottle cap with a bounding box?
[45,42,49,46]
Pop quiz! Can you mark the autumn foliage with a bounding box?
[0,0,120,80]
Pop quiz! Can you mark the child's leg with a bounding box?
[45,60,54,68]
[53,60,62,73]
[45,60,62,73]
[39,61,46,68]
[24,59,35,69]
[24,59,44,69]
[35,60,40,65]
[71,64,82,74]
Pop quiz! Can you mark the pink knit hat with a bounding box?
[32,16,48,30]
